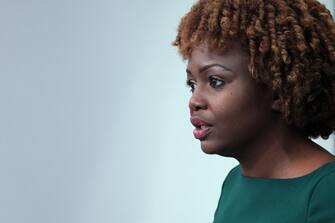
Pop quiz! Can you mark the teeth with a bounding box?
[201,125,206,130]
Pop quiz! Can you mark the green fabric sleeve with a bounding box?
[307,171,335,223]
[212,166,238,222]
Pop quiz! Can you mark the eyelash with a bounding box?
[186,76,226,93]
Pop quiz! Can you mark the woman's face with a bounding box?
[187,42,276,157]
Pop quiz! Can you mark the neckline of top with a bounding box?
[238,160,335,181]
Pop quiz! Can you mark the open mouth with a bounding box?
[193,126,211,140]
[190,116,212,140]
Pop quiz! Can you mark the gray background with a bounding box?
[0,1,333,223]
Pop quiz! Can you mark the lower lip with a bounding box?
[193,127,211,140]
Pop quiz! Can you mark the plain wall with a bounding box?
[0,1,333,223]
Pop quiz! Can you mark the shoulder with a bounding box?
[227,164,240,178]
[219,164,240,190]
[306,167,335,223]
[225,164,240,181]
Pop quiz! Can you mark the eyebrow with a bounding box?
[186,63,233,75]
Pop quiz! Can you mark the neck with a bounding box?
[235,123,334,179]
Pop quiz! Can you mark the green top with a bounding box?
[213,161,335,223]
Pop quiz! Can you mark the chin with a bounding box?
[200,141,236,157]
[200,141,221,155]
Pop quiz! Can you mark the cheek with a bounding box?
[201,91,271,155]
[211,90,248,119]
[213,89,271,132]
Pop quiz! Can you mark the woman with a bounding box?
[173,0,335,222]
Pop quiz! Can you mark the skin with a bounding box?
[186,41,335,179]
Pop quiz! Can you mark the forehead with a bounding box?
[188,45,214,64]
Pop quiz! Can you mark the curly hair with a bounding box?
[173,0,335,139]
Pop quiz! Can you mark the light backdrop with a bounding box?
[0,1,333,223]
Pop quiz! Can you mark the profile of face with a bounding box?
[187,42,278,157]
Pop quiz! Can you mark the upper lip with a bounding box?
[190,116,212,128]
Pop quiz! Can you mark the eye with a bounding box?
[209,76,225,88]
[186,79,196,93]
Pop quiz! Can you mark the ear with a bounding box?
[271,92,283,112]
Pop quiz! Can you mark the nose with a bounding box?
[189,88,208,112]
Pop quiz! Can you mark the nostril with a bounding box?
[191,101,206,111]
[195,104,202,110]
